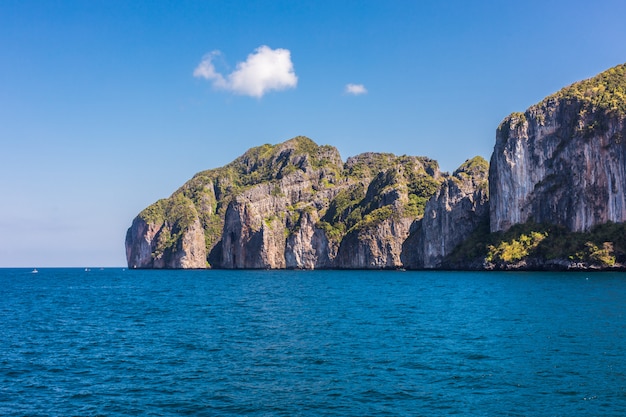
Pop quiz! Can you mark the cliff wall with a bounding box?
[490,64,626,232]
[408,157,489,268]
[125,196,207,269]
[125,136,487,269]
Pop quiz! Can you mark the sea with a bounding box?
[1,268,625,416]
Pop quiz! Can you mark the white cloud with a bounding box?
[193,45,298,98]
[193,51,226,88]
[345,83,367,95]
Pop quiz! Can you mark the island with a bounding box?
[126,63,626,270]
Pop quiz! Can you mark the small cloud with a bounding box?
[193,51,227,88]
[345,83,367,95]
[194,45,298,98]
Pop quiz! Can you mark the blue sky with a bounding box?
[1,0,625,267]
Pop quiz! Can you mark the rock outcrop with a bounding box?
[406,156,489,268]
[218,140,344,269]
[126,195,208,269]
[332,159,439,269]
[284,210,335,269]
[126,136,485,269]
[490,64,626,232]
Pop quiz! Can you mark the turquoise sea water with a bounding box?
[1,268,625,416]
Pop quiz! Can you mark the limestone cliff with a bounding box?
[125,194,207,268]
[405,157,489,269]
[285,210,335,269]
[125,136,454,269]
[490,63,626,232]
[333,163,424,269]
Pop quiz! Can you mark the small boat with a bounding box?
[31,269,38,274]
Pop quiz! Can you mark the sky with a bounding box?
[1,0,626,267]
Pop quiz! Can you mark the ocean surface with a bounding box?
[1,269,625,416]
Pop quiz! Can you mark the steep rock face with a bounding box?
[125,136,445,269]
[409,157,489,268]
[219,147,443,269]
[219,141,344,269]
[285,210,336,269]
[332,162,433,269]
[221,197,268,268]
[335,216,413,269]
[125,217,162,269]
[491,64,626,232]
[125,215,207,269]
[176,218,209,268]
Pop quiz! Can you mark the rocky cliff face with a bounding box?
[218,140,344,269]
[490,64,626,232]
[125,208,207,269]
[285,210,336,269]
[126,136,489,269]
[406,157,489,269]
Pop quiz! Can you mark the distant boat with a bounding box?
[31,269,38,274]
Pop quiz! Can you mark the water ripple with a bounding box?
[1,268,626,416]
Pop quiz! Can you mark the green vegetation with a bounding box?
[139,199,167,224]
[139,193,197,231]
[498,112,528,140]
[317,184,366,240]
[511,112,527,128]
[203,214,224,251]
[406,176,441,218]
[584,242,616,267]
[291,136,319,157]
[486,231,547,263]
[153,226,171,258]
[317,220,345,242]
[362,169,400,211]
[316,154,443,241]
[448,221,626,268]
[444,218,491,265]
[404,194,422,217]
[321,185,366,225]
[315,154,443,240]
[454,156,489,178]
[285,204,302,231]
[188,136,336,196]
[545,63,626,114]
[263,214,278,227]
[344,153,398,179]
[452,156,489,196]
[351,206,394,232]
[137,136,343,256]
[271,185,284,197]
[140,193,198,258]
[399,157,444,218]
